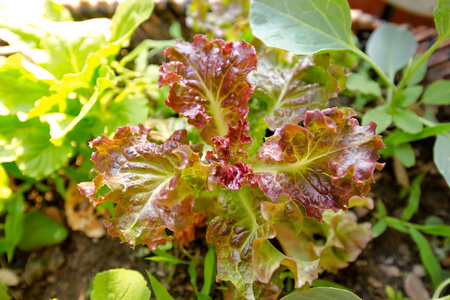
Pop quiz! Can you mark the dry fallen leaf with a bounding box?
[65,181,107,239]
[405,273,430,300]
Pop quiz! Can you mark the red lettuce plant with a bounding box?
[79,35,384,299]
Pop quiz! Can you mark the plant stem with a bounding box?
[397,39,442,91]
[351,46,397,92]
[432,277,450,299]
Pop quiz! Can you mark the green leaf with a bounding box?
[250,52,342,131]
[362,105,392,134]
[401,172,426,221]
[366,24,418,78]
[311,279,352,291]
[402,55,427,87]
[50,76,116,145]
[146,270,174,300]
[346,73,382,97]
[0,54,54,115]
[39,19,112,79]
[421,80,450,105]
[4,194,24,261]
[393,109,423,134]
[384,123,450,145]
[400,85,423,107]
[200,245,216,296]
[0,281,9,300]
[42,0,73,22]
[110,0,155,43]
[146,256,187,265]
[15,122,72,178]
[414,224,450,237]
[91,269,151,300]
[17,210,68,251]
[434,133,450,187]
[207,188,318,299]
[434,0,450,41]
[103,94,149,136]
[0,165,11,205]
[196,292,212,300]
[409,227,442,287]
[188,263,197,291]
[384,218,409,233]
[281,287,362,300]
[376,199,387,217]
[372,220,387,237]
[393,143,416,168]
[249,0,354,54]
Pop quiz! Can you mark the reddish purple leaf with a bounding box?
[206,188,318,299]
[78,124,204,249]
[205,120,255,191]
[254,108,384,221]
[159,34,257,142]
[250,51,346,131]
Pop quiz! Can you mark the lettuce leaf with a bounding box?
[254,108,384,221]
[159,35,257,143]
[250,52,345,131]
[206,120,255,190]
[276,209,372,273]
[206,187,318,299]
[78,125,207,249]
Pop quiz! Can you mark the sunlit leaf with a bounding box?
[250,0,354,54]
[78,125,206,249]
[110,0,154,43]
[366,24,418,78]
[282,287,362,300]
[91,269,151,300]
[250,51,343,131]
[159,35,257,142]
[206,188,318,299]
[255,108,384,220]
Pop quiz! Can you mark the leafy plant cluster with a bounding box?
[79,19,384,300]
[250,0,450,185]
[0,0,449,299]
[0,0,169,262]
[251,0,450,296]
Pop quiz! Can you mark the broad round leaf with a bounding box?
[421,80,450,105]
[282,287,362,300]
[392,109,423,134]
[91,269,151,300]
[366,24,418,78]
[17,210,68,251]
[434,133,450,187]
[250,0,354,54]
